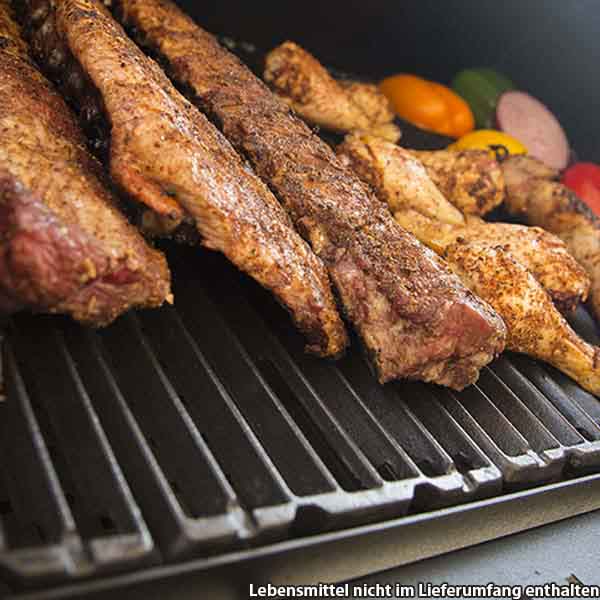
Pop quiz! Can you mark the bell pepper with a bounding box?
[448,129,527,160]
[379,74,474,138]
[562,162,600,216]
[452,68,515,129]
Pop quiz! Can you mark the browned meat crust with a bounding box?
[411,150,505,216]
[109,0,507,388]
[263,41,401,142]
[502,155,600,324]
[20,0,348,357]
[338,133,590,314]
[0,0,171,325]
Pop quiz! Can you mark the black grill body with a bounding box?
[3,2,600,598]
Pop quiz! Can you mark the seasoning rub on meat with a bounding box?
[21,0,348,358]
[0,0,171,324]
[107,0,507,388]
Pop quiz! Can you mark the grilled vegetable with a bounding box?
[379,74,474,138]
[448,129,527,159]
[452,68,515,128]
[562,162,600,215]
[496,91,569,169]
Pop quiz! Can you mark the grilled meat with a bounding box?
[390,209,600,395]
[263,41,400,142]
[411,149,505,216]
[338,133,465,225]
[0,0,171,325]
[394,210,589,314]
[21,0,348,358]
[338,133,590,312]
[108,0,507,388]
[339,133,599,393]
[502,155,600,324]
[447,239,600,397]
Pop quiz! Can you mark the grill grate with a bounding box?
[3,243,600,593]
[3,35,600,594]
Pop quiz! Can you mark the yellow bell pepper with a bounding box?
[448,129,528,159]
[379,74,475,138]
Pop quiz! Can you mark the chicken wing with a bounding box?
[502,155,600,324]
[411,149,505,216]
[264,41,400,142]
[338,133,589,311]
[22,0,348,358]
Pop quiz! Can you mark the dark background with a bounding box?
[178,0,600,162]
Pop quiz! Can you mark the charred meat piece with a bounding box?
[21,0,348,358]
[411,149,505,216]
[263,41,400,142]
[109,0,507,388]
[0,0,171,325]
[502,154,600,324]
[338,133,590,312]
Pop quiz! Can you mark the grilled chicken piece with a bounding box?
[411,149,505,216]
[22,0,348,358]
[338,133,590,312]
[386,209,600,396]
[394,210,589,314]
[502,155,600,324]
[338,133,465,225]
[0,0,171,324]
[108,0,507,388]
[263,41,401,142]
[447,240,600,397]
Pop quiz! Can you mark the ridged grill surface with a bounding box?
[2,34,600,595]
[2,243,600,592]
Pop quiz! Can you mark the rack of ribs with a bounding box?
[99,0,507,388]
[0,0,171,325]
[19,0,348,358]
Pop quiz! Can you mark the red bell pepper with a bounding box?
[562,162,600,216]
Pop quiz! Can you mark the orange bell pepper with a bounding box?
[380,74,475,138]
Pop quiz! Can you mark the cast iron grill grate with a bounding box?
[2,242,600,593]
[3,33,600,597]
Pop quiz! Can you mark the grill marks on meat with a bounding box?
[21,0,348,357]
[109,0,507,387]
[0,0,171,325]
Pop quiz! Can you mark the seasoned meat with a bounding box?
[338,133,590,312]
[338,133,465,225]
[395,210,589,314]
[109,0,507,388]
[340,134,599,394]
[411,149,505,216]
[0,0,171,325]
[263,41,400,142]
[446,240,600,397]
[502,154,600,324]
[21,0,348,358]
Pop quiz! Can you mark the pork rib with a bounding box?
[108,0,506,387]
[20,0,348,357]
[0,0,171,325]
